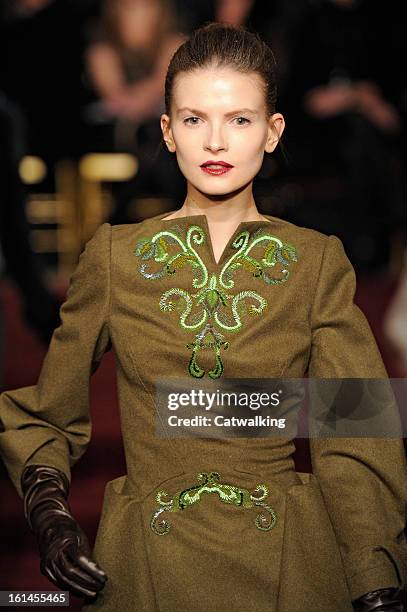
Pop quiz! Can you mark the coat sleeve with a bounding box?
[307,234,407,601]
[0,222,112,499]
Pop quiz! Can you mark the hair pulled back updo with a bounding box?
[164,22,278,118]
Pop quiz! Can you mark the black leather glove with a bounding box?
[352,587,404,611]
[21,464,108,598]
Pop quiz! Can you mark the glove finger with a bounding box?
[66,545,108,583]
[50,561,99,598]
[42,558,74,594]
[76,555,108,583]
[59,548,106,592]
[66,533,107,584]
[40,557,59,586]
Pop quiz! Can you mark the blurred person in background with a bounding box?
[215,0,254,26]
[0,0,107,351]
[84,0,186,222]
[0,92,62,347]
[279,0,407,272]
[175,0,287,39]
[0,0,66,349]
[0,0,91,163]
[85,0,183,133]
[175,0,290,84]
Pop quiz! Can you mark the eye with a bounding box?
[183,116,201,125]
[233,117,251,126]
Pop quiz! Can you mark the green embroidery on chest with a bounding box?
[150,471,277,535]
[134,224,297,379]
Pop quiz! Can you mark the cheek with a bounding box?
[173,132,201,167]
[233,129,267,156]
[230,136,266,172]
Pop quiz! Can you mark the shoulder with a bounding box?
[264,214,334,252]
[263,215,352,287]
[111,216,161,236]
[84,219,159,254]
[109,217,164,253]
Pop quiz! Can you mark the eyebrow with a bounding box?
[176,107,258,117]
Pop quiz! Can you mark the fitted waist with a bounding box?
[179,439,301,489]
[123,463,303,502]
[123,438,302,500]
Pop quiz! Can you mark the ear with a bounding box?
[265,113,285,154]
[160,114,176,153]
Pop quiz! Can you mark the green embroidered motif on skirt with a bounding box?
[134,224,298,379]
[150,471,277,535]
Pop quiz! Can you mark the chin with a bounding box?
[192,177,252,197]
[198,185,235,196]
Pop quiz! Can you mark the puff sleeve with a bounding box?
[307,234,407,601]
[0,222,111,499]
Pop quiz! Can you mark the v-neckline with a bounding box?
[158,212,273,268]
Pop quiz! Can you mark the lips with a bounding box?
[200,160,233,168]
[200,160,234,175]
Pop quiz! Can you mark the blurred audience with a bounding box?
[0,0,92,163]
[279,0,407,271]
[215,1,292,93]
[83,0,186,222]
[84,0,184,145]
[0,0,90,348]
[0,91,61,346]
[215,0,253,25]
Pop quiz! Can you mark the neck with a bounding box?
[178,183,264,225]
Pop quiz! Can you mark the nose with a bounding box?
[203,122,227,153]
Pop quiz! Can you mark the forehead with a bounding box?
[172,66,265,110]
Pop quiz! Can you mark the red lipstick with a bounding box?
[200,160,234,176]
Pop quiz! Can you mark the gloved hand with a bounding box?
[352,587,404,611]
[21,464,108,598]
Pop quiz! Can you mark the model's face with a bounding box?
[161,66,284,196]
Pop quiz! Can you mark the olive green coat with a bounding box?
[0,212,406,612]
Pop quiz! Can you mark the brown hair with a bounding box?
[164,21,278,118]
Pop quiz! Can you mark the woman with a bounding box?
[84,0,187,219]
[85,0,185,137]
[0,23,406,612]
